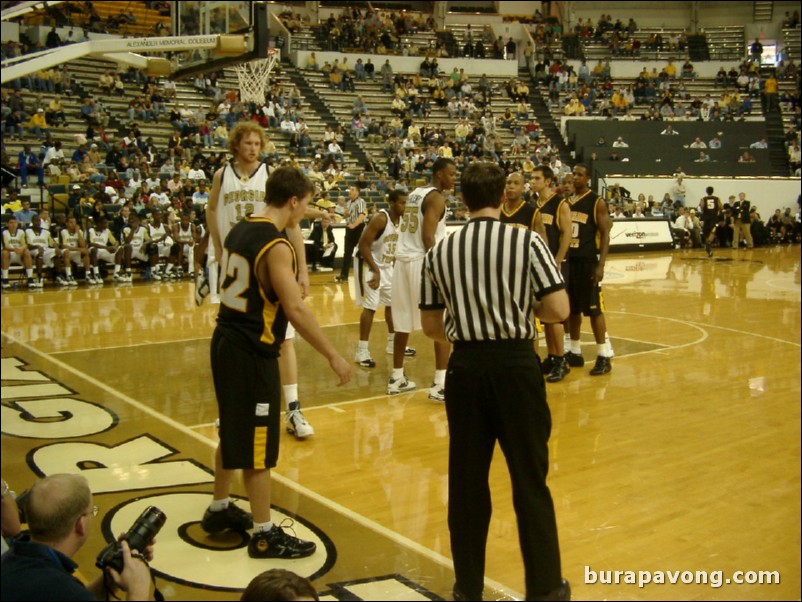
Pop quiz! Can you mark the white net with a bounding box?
[233,49,278,105]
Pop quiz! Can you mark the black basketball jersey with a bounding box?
[537,192,566,256]
[568,190,604,261]
[500,199,537,230]
[700,195,721,219]
[216,217,296,358]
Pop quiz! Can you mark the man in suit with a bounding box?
[309,212,337,272]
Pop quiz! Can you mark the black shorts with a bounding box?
[211,328,281,470]
[566,260,604,317]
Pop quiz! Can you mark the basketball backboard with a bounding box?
[171,0,269,80]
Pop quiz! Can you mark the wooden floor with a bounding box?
[2,246,800,601]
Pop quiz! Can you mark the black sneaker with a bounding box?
[564,351,585,367]
[201,503,253,533]
[248,522,316,559]
[546,357,570,382]
[589,355,612,376]
[541,354,556,374]
[704,242,713,257]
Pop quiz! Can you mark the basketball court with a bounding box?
[2,246,800,600]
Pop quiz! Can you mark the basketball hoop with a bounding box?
[234,48,279,105]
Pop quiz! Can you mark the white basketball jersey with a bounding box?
[59,229,80,248]
[216,162,269,241]
[363,209,398,267]
[26,228,54,249]
[175,222,194,244]
[394,185,445,261]
[3,229,26,248]
[87,227,114,246]
[123,225,148,249]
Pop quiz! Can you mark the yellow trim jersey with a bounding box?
[216,217,296,358]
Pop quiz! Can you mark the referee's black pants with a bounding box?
[339,223,363,280]
[445,340,562,599]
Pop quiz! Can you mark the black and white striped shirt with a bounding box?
[345,197,367,226]
[420,218,565,342]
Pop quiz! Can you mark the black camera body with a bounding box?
[96,506,166,573]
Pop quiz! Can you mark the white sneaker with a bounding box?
[66,276,78,286]
[318,266,333,272]
[428,384,445,402]
[385,345,417,356]
[194,272,210,306]
[285,408,314,438]
[387,376,416,395]
[355,349,376,368]
[113,273,123,282]
[122,273,133,283]
[56,275,67,286]
[86,275,97,285]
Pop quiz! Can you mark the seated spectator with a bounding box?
[737,150,756,163]
[689,137,707,149]
[694,151,711,162]
[681,60,696,79]
[750,137,768,149]
[708,136,722,149]
[612,137,629,148]
[27,108,50,140]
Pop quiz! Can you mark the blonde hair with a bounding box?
[227,121,267,157]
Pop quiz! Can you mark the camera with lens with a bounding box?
[96,506,166,574]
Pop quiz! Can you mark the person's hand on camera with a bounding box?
[107,540,152,600]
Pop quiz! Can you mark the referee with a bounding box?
[420,162,571,602]
[335,185,367,282]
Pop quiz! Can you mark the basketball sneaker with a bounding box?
[200,502,253,533]
[589,355,612,376]
[355,349,376,368]
[428,384,445,402]
[387,376,416,395]
[55,275,67,286]
[247,522,316,559]
[541,354,556,374]
[546,357,570,383]
[194,272,210,306]
[385,344,417,356]
[66,276,78,287]
[285,408,315,438]
[564,351,585,367]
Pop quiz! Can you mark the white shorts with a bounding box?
[285,322,295,340]
[130,244,148,262]
[391,257,423,333]
[5,250,26,266]
[354,256,392,311]
[65,252,85,266]
[155,239,174,259]
[30,247,57,267]
[95,248,118,264]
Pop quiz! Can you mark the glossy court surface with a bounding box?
[1,246,800,601]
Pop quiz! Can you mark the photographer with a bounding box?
[0,473,155,601]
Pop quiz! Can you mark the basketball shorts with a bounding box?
[95,248,118,264]
[566,260,604,317]
[5,250,26,266]
[155,239,174,259]
[211,328,281,470]
[30,247,57,268]
[391,257,423,333]
[354,257,392,311]
[130,243,148,262]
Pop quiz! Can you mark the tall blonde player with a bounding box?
[201,122,316,439]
